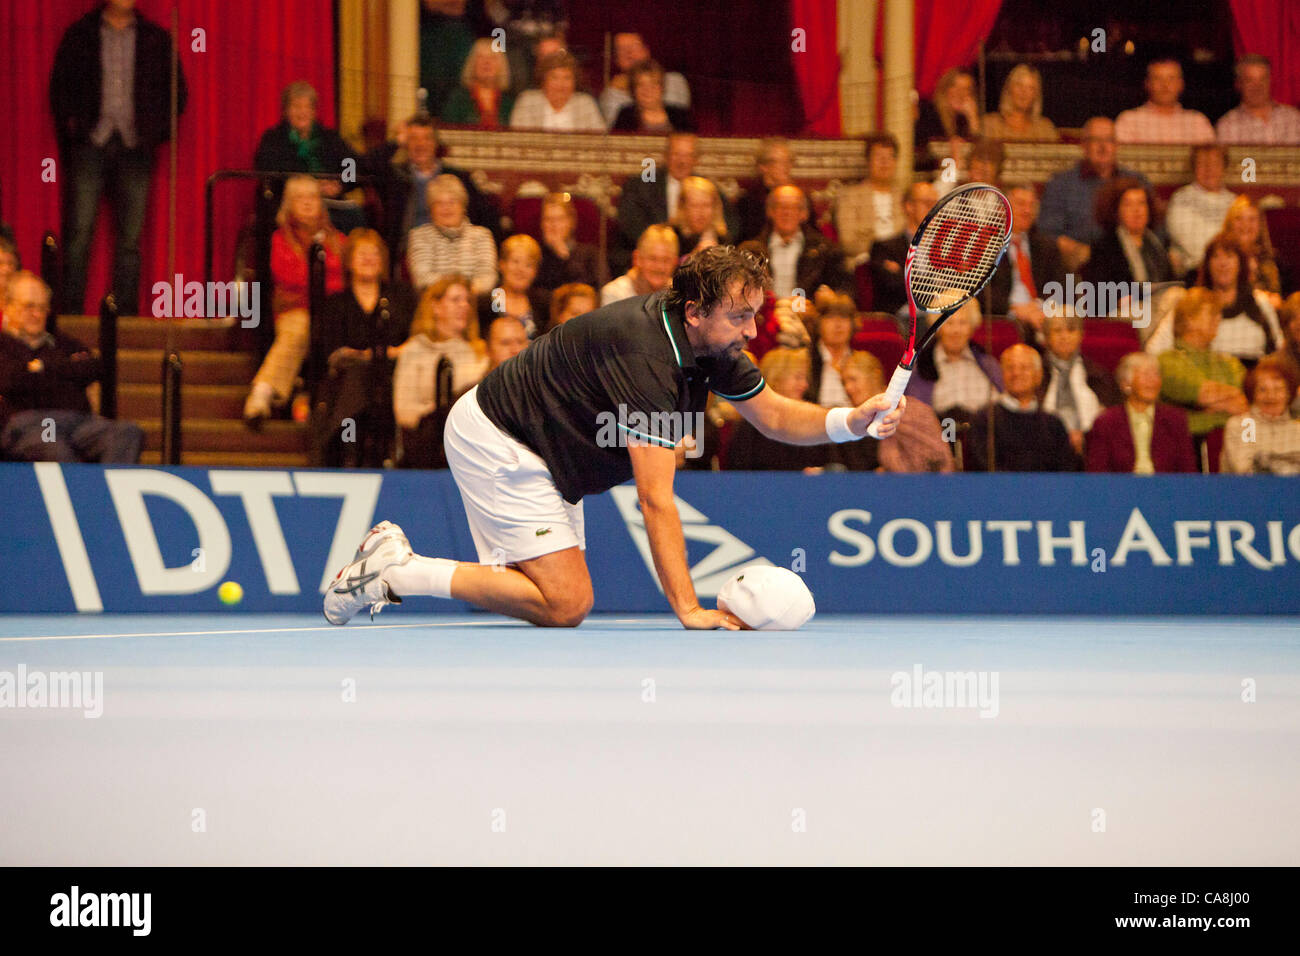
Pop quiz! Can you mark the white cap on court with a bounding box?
[717,565,816,631]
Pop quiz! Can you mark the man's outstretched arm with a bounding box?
[627,439,745,630]
[733,385,905,444]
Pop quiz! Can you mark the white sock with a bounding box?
[383,556,458,599]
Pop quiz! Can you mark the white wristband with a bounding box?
[825,406,857,443]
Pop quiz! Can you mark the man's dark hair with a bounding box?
[1093,175,1151,232]
[0,234,19,266]
[666,245,772,316]
[1190,141,1228,165]
[864,132,899,159]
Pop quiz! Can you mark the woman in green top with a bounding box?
[1158,287,1248,436]
[441,38,515,129]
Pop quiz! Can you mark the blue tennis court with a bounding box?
[2,612,1297,865]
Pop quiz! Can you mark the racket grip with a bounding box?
[865,365,912,438]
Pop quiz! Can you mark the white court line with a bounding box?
[0,620,525,643]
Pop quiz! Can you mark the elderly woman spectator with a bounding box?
[254,81,356,208]
[1158,287,1248,437]
[1145,236,1284,363]
[1222,195,1283,302]
[724,348,829,471]
[480,234,548,338]
[671,176,727,259]
[1082,177,1172,288]
[1222,359,1300,474]
[611,60,694,133]
[311,229,415,467]
[441,37,515,128]
[534,192,600,298]
[406,174,497,295]
[806,293,858,407]
[1266,292,1300,415]
[1086,352,1196,473]
[599,32,691,125]
[509,51,605,132]
[549,282,597,327]
[1038,312,1122,456]
[906,296,1002,425]
[245,175,345,423]
[982,65,1060,141]
[836,350,953,472]
[392,275,487,468]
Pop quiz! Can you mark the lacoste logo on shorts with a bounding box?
[535,528,552,536]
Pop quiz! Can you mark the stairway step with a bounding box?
[137,418,310,453]
[117,348,259,386]
[57,314,260,352]
[139,450,312,468]
[118,383,248,420]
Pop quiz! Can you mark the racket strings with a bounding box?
[910,190,1010,312]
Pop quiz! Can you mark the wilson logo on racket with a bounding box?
[926,220,1004,274]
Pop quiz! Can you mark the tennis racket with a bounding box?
[865,182,1012,437]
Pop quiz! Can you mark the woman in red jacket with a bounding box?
[245,175,345,423]
[1086,352,1196,474]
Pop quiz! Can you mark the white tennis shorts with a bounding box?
[443,386,586,565]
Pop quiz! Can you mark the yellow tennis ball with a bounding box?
[218,581,244,605]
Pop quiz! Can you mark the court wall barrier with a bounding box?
[1,463,1298,616]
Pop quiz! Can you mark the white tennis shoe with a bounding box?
[323,520,413,625]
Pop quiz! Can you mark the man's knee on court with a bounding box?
[539,580,594,627]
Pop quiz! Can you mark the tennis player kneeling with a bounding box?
[324,246,903,630]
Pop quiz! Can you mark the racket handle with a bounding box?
[865,365,912,438]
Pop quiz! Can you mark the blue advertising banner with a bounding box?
[1,462,1298,616]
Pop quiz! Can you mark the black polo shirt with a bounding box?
[475,291,765,503]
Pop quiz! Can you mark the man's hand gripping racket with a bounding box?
[865,183,1013,437]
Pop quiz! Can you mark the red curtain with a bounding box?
[1229,0,1300,105]
[0,0,336,315]
[789,0,841,136]
[913,0,1003,98]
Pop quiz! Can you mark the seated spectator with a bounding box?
[0,236,19,296]
[1146,237,1283,360]
[509,51,605,132]
[1086,352,1196,473]
[982,64,1060,142]
[0,271,143,463]
[934,138,1004,200]
[1222,358,1300,474]
[725,348,829,471]
[737,138,794,242]
[838,350,953,473]
[1215,55,1300,145]
[1166,144,1237,277]
[870,181,939,315]
[510,28,567,101]
[1082,177,1172,288]
[393,275,487,467]
[485,314,529,372]
[968,344,1079,471]
[1038,117,1149,273]
[1158,287,1248,437]
[254,81,356,205]
[480,234,547,338]
[611,60,694,133]
[988,183,1065,335]
[549,282,597,326]
[671,176,728,259]
[362,112,499,258]
[245,175,346,423]
[601,225,679,305]
[833,132,903,266]
[440,37,515,128]
[807,293,857,407]
[534,192,599,300]
[418,0,479,115]
[311,229,415,467]
[1266,292,1300,415]
[405,174,497,295]
[906,296,1002,424]
[1038,312,1122,457]
[1114,58,1214,144]
[614,133,737,275]
[1222,195,1283,301]
[739,185,851,299]
[599,32,690,126]
[914,68,981,169]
